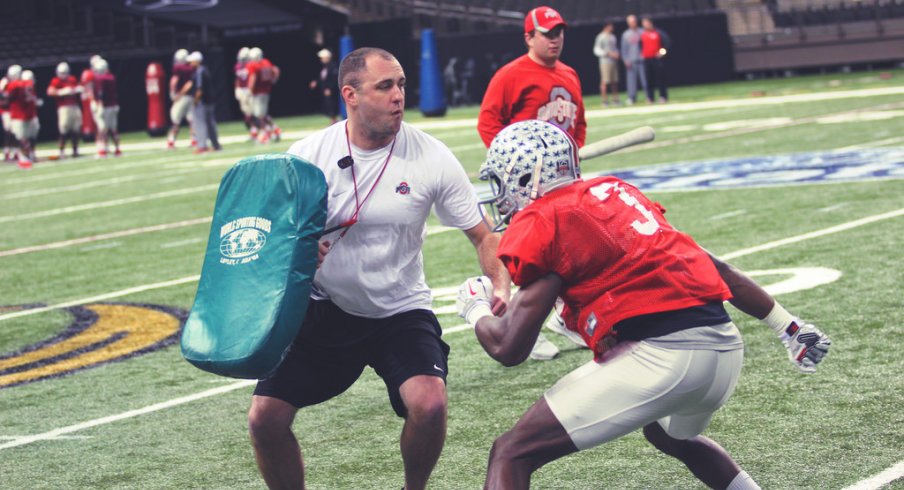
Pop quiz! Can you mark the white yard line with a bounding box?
[2,205,904,456]
[720,207,904,260]
[0,184,219,224]
[0,217,211,258]
[835,136,904,152]
[0,380,255,450]
[0,275,200,323]
[842,461,904,490]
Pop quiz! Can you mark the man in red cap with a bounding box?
[478,5,588,361]
[478,5,586,149]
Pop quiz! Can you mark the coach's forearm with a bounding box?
[475,231,510,297]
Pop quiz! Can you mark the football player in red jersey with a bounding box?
[5,65,37,168]
[91,58,121,158]
[478,6,586,149]
[246,47,282,143]
[47,62,84,158]
[456,120,827,489]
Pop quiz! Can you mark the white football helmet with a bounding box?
[6,64,22,80]
[93,58,109,74]
[237,46,250,61]
[174,48,188,64]
[478,120,580,231]
[22,70,34,81]
[56,62,70,77]
[249,47,263,62]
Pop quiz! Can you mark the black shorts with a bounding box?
[253,299,450,418]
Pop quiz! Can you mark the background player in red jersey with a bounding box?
[5,65,36,168]
[47,62,83,158]
[456,120,810,489]
[91,58,121,158]
[477,5,586,148]
[246,47,281,143]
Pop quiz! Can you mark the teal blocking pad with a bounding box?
[182,153,327,379]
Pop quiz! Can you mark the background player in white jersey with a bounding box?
[233,47,254,136]
[247,47,509,490]
[167,48,195,149]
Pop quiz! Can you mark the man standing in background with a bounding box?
[478,5,586,360]
[641,17,671,103]
[593,22,620,106]
[620,14,648,104]
[478,5,586,149]
[188,51,220,154]
[47,61,83,158]
[309,48,339,125]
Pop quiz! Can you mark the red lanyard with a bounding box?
[334,122,396,239]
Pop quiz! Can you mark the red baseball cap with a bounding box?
[524,6,567,34]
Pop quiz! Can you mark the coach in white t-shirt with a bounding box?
[247,47,510,490]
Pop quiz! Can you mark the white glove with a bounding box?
[781,321,831,374]
[456,276,494,326]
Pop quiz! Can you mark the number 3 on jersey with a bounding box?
[590,182,660,235]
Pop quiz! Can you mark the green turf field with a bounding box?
[1,70,903,489]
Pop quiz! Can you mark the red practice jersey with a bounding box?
[172,62,194,92]
[478,54,586,148]
[497,176,732,354]
[247,59,276,95]
[6,79,38,120]
[93,72,118,107]
[50,75,80,107]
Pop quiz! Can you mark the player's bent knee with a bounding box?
[405,390,447,424]
[643,422,689,458]
[400,376,447,423]
[248,396,295,442]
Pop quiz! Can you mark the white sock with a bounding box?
[762,302,796,336]
[726,471,760,490]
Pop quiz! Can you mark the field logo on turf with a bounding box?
[0,303,185,389]
[219,216,271,265]
[605,148,904,191]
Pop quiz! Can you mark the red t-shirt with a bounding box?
[93,73,118,107]
[478,54,586,148]
[247,59,276,95]
[7,79,38,120]
[641,29,663,59]
[497,176,732,354]
[50,75,80,107]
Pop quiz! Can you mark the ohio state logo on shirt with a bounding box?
[395,181,411,195]
[537,86,577,133]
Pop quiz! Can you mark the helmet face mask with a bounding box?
[478,120,580,231]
